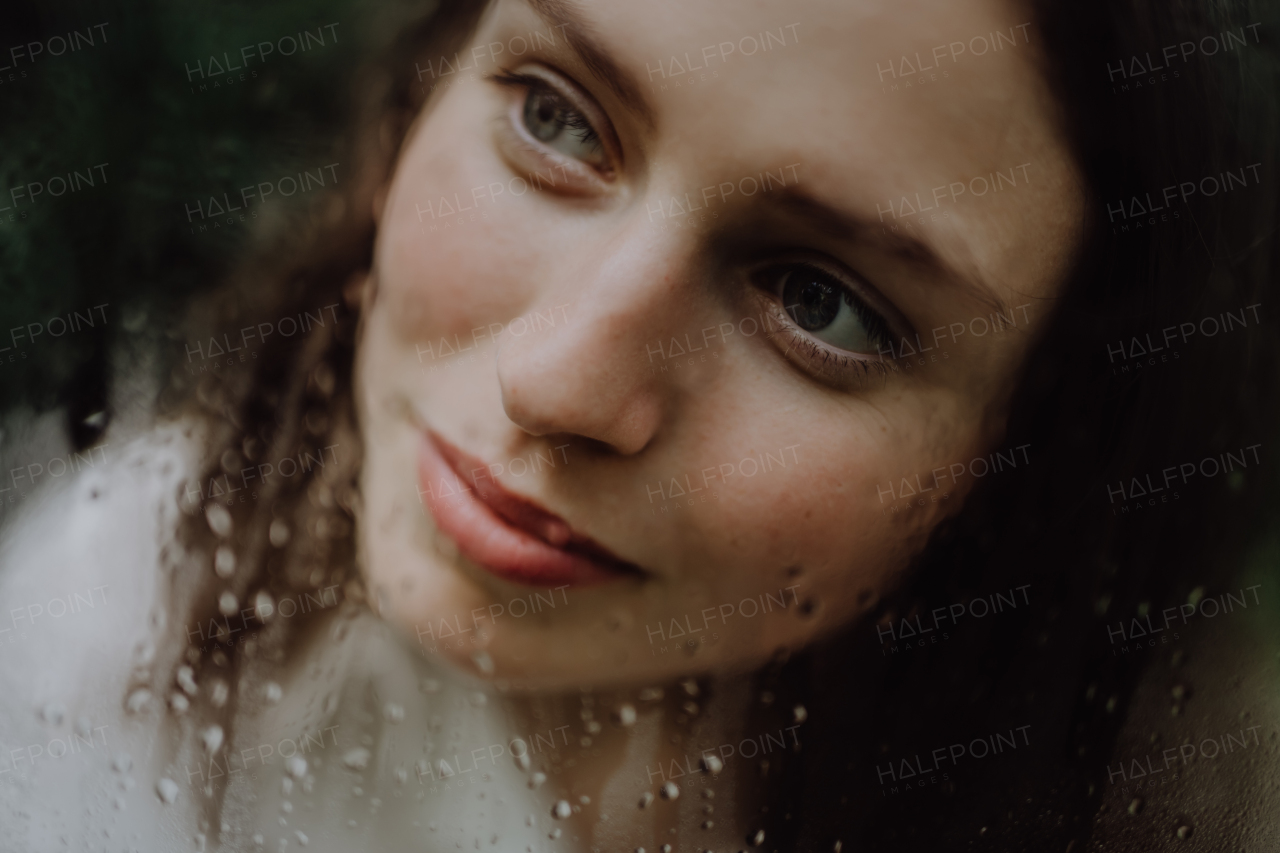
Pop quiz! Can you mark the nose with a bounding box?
[495,225,694,456]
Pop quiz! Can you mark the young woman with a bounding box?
[0,0,1275,850]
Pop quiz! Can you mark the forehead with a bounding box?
[478,0,1083,307]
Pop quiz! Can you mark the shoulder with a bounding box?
[0,417,207,841]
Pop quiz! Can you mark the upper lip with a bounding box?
[426,430,644,578]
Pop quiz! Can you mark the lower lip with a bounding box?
[416,432,632,587]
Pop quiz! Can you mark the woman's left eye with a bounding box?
[765,262,893,356]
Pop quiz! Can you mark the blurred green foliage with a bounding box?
[0,0,425,411]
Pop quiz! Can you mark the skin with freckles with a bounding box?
[354,0,1086,691]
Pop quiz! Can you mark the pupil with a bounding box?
[783,270,843,330]
[525,90,563,142]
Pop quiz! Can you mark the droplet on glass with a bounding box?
[343,748,371,770]
[39,702,65,726]
[680,679,699,697]
[126,689,152,715]
[169,692,190,715]
[383,703,405,723]
[214,546,236,579]
[269,519,291,548]
[515,753,531,772]
[660,781,680,801]
[255,590,276,623]
[206,504,233,538]
[264,682,283,704]
[1128,797,1144,815]
[793,704,808,723]
[552,800,572,820]
[112,753,133,773]
[638,792,654,809]
[286,756,308,779]
[177,665,198,696]
[638,687,663,702]
[700,755,723,775]
[210,680,229,708]
[218,591,238,616]
[1175,824,1193,840]
[751,828,765,846]
[201,725,224,755]
[472,650,495,676]
[156,778,179,804]
[548,828,563,840]
[614,704,637,727]
[528,772,547,790]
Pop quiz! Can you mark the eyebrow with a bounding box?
[771,190,1015,320]
[524,0,657,130]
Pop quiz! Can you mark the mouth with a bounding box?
[416,430,644,587]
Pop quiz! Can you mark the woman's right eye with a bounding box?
[520,83,605,168]
[492,69,609,173]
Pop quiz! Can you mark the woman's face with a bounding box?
[356,0,1084,689]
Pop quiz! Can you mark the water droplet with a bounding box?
[579,795,591,805]
[286,756,308,779]
[1128,797,1144,815]
[269,519,291,548]
[264,682,283,703]
[552,800,572,820]
[660,781,679,801]
[206,504,233,538]
[214,547,236,579]
[515,752,531,772]
[751,828,765,846]
[156,778,179,804]
[343,748,371,770]
[281,800,293,813]
[700,755,723,775]
[218,591,239,616]
[255,590,276,623]
[681,679,699,697]
[126,689,152,715]
[176,665,198,696]
[638,687,663,702]
[210,680,229,708]
[638,792,654,809]
[661,845,672,853]
[793,705,808,724]
[548,828,563,840]
[833,841,843,852]
[383,703,405,723]
[528,772,546,789]
[253,832,264,846]
[701,820,714,830]
[471,650,495,676]
[614,704,637,727]
[169,693,190,715]
[1175,824,1193,840]
[294,830,309,846]
[112,753,133,773]
[201,726,224,755]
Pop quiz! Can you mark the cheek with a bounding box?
[375,90,543,345]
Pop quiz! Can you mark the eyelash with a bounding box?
[492,70,603,149]
[754,263,896,386]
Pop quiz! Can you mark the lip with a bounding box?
[417,430,642,587]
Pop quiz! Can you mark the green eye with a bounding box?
[520,83,605,167]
